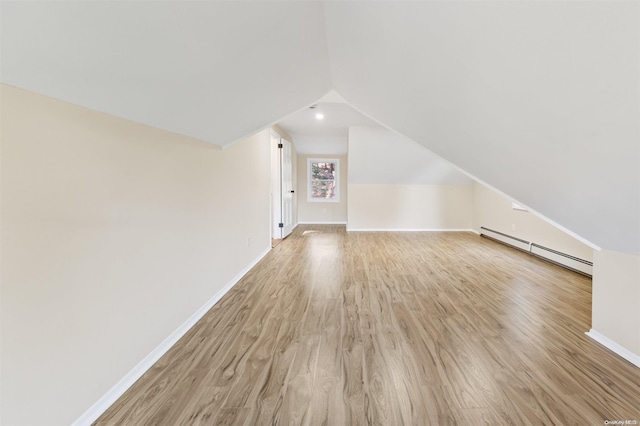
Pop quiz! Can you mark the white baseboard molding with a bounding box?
[297,221,347,225]
[346,228,476,233]
[468,229,481,235]
[585,329,640,368]
[72,246,272,426]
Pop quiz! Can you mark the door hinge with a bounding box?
[277,143,283,148]
[278,223,284,228]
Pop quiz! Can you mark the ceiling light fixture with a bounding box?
[315,113,324,120]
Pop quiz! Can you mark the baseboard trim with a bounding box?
[297,221,347,225]
[585,329,640,368]
[72,246,272,426]
[346,228,476,233]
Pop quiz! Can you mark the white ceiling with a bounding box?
[276,97,378,155]
[0,1,331,145]
[324,1,639,255]
[349,126,473,186]
[2,1,638,255]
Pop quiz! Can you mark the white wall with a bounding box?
[0,85,272,425]
[347,126,473,230]
[297,154,347,224]
[472,182,593,262]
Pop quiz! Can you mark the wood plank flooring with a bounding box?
[95,225,640,425]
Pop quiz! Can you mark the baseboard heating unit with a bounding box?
[479,226,593,277]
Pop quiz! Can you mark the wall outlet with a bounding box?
[247,237,251,247]
[512,224,516,231]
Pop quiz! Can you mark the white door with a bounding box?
[271,131,282,239]
[280,139,294,238]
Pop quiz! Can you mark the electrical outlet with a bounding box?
[247,237,251,247]
[512,224,516,231]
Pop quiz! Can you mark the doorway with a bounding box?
[271,131,294,241]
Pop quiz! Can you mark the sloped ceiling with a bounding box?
[276,102,378,155]
[1,1,638,254]
[0,1,332,145]
[349,126,473,186]
[325,1,639,255]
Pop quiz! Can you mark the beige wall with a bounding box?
[0,85,272,425]
[297,154,347,224]
[472,182,593,262]
[346,126,473,231]
[348,184,472,230]
[271,124,293,144]
[591,250,640,359]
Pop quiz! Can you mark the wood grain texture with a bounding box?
[95,225,640,425]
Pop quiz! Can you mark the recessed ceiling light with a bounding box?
[315,113,324,120]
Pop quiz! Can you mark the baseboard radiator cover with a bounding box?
[480,226,593,277]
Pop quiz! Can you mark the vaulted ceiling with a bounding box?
[276,97,378,155]
[2,1,638,255]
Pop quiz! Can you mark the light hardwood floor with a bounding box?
[95,225,640,425]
